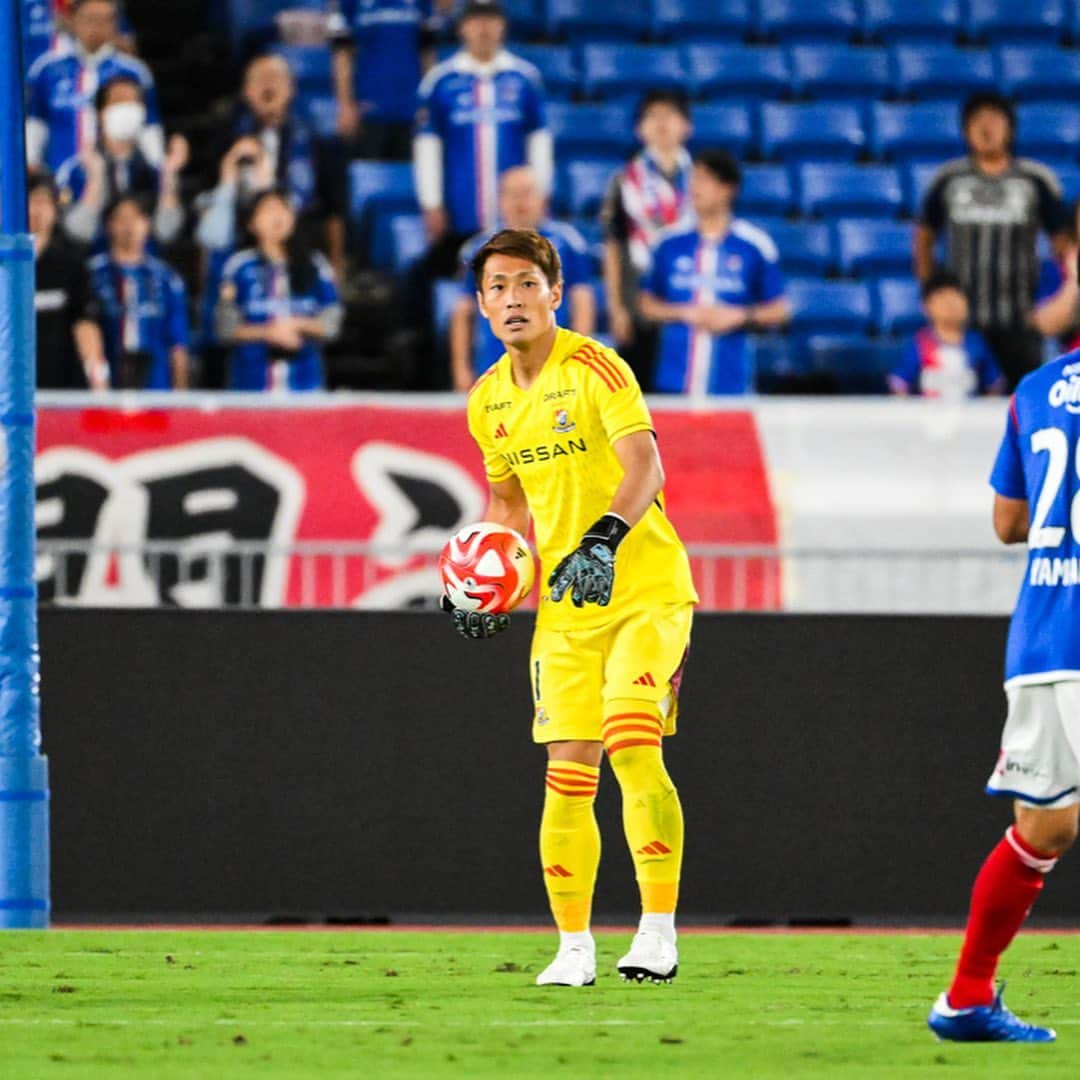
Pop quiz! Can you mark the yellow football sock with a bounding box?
[603,701,683,915]
[539,761,601,933]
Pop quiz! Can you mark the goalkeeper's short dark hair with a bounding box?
[693,148,742,188]
[471,228,563,290]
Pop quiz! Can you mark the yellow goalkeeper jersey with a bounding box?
[466,328,698,632]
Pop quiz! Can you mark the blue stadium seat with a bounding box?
[581,44,685,100]
[389,215,427,274]
[1044,161,1080,204]
[787,280,874,335]
[434,279,462,344]
[756,0,860,42]
[871,103,964,162]
[348,162,417,230]
[835,219,913,277]
[685,45,791,100]
[273,44,331,92]
[756,220,835,276]
[998,47,1080,102]
[806,334,899,393]
[548,102,637,158]
[226,0,321,53]
[1015,105,1080,160]
[760,102,866,161]
[555,158,619,217]
[502,0,548,39]
[862,0,963,43]
[749,334,809,389]
[875,278,924,336]
[893,46,996,100]
[548,0,652,40]
[798,164,904,218]
[738,165,797,216]
[967,0,1066,43]
[789,45,891,100]
[653,0,752,41]
[512,46,578,101]
[299,94,338,139]
[904,160,941,216]
[689,103,755,159]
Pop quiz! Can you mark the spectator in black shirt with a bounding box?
[29,173,108,390]
[915,92,1071,389]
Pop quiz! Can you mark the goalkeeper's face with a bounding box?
[477,254,563,349]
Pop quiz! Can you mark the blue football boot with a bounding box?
[928,985,1056,1043]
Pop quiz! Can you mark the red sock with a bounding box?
[948,827,1058,1008]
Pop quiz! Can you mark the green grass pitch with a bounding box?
[2,929,1080,1078]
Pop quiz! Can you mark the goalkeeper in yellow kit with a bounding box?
[442,228,698,986]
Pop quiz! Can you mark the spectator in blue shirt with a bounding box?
[449,165,594,390]
[215,188,342,393]
[56,74,187,251]
[87,193,190,389]
[328,0,439,161]
[889,270,1004,399]
[638,150,790,395]
[26,0,162,174]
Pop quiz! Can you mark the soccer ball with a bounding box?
[439,522,536,614]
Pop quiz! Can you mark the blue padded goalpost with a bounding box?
[0,0,50,929]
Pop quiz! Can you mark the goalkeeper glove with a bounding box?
[440,594,510,640]
[547,513,630,608]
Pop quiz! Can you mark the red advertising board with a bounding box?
[36,404,780,610]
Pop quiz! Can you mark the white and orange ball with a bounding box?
[439,522,536,615]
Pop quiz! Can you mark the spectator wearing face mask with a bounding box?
[54,75,187,251]
[26,0,162,174]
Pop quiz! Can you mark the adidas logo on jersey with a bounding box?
[493,423,508,438]
[632,672,656,687]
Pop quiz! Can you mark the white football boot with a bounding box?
[616,930,678,984]
[535,943,597,987]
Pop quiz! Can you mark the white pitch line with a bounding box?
[0,1017,658,1029]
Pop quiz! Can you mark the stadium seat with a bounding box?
[1015,105,1080,160]
[749,334,809,389]
[389,215,427,274]
[966,0,1066,43]
[226,0,321,53]
[805,334,899,393]
[892,46,996,100]
[581,44,685,100]
[1044,161,1080,204]
[300,94,338,139]
[756,220,835,276]
[688,103,755,159]
[653,0,752,41]
[273,44,331,92]
[904,160,941,216]
[685,45,791,100]
[554,158,619,217]
[348,162,417,231]
[738,165,797,216]
[787,280,874,335]
[788,46,891,100]
[547,102,637,158]
[871,103,964,162]
[512,45,578,101]
[760,102,866,162]
[548,0,652,40]
[875,278,924,336]
[798,164,904,218]
[835,219,913,277]
[502,0,547,40]
[862,0,963,43]
[434,279,463,344]
[755,0,860,42]
[997,47,1080,103]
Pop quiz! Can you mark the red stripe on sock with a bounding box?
[545,779,598,798]
[605,737,662,756]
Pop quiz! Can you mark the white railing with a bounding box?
[34,541,1029,614]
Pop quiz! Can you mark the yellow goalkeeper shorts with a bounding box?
[529,603,693,744]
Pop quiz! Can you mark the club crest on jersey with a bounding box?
[552,408,576,434]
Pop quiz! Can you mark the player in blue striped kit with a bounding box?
[25,0,161,174]
[215,189,342,393]
[927,339,1080,1042]
[639,150,789,396]
[87,194,189,390]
